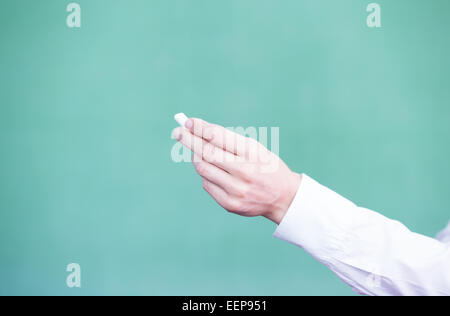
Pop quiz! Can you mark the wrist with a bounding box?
[265,172,302,225]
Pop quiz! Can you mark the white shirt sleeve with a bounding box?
[273,174,450,296]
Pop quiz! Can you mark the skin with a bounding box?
[172,118,302,225]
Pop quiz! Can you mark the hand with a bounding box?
[172,118,301,224]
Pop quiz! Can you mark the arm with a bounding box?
[274,174,450,296]
[172,117,450,296]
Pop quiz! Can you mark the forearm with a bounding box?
[274,174,450,296]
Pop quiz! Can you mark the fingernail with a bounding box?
[185,119,193,129]
[171,128,182,140]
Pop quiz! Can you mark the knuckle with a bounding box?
[204,126,219,140]
[232,182,249,198]
[226,199,242,213]
[240,185,253,199]
[238,164,257,182]
[202,144,215,161]
[196,162,208,177]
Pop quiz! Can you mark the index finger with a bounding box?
[186,118,248,157]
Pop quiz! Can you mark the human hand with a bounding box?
[172,118,301,224]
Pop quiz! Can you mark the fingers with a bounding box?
[173,127,242,174]
[192,155,245,196]
[202,178,241,213]
[186,118,248,157]
[202,178,228,207]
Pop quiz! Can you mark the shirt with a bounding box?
[273,174,450,296]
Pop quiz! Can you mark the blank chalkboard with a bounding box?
[0,0,449,295]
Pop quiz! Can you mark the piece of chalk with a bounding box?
[174,113,189,128]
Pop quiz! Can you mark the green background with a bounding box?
[1,0,449,295]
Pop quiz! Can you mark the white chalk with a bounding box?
[174,113,189,128]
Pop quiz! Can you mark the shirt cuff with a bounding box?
[273,174,358,263]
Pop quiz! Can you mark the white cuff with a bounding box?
[273,174,360,263]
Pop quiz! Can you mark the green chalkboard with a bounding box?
[0,0,449,295]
